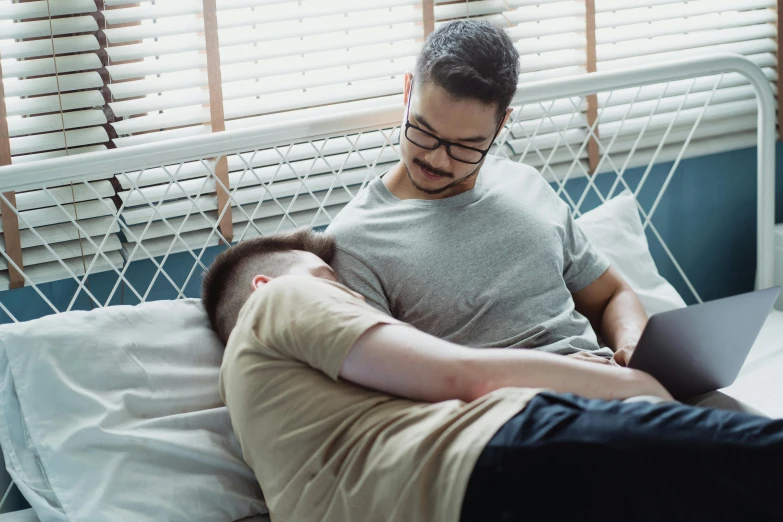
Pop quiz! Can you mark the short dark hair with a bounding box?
[415,19,520,118]
[201,227,336,344]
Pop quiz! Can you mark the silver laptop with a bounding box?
[627,286,781,400]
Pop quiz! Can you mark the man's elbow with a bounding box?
[403,347,483,404]
[451,351,491,404]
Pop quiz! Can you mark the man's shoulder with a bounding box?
[483,155,548,186]
[327,178,386,236]
[481,156,561,208]
[327,176,399,255]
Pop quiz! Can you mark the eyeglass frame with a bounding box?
[403,78,505,165]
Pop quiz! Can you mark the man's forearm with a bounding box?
[341,324,670,404]
[466,347,667,402]
[572,267,648,355]
[601,285,647,352]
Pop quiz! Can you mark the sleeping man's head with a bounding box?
[201,228,337,344]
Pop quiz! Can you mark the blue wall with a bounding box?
[560,143,783,304]
[2,142,782,322]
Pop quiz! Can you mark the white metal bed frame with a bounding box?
[0,52,775,319]
[0,52,777,516]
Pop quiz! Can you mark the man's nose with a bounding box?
[425,144,451,172]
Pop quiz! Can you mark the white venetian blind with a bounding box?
[0,0,122,289]
[102,0,424,147]
[0,1,779,272]
[0,0,109,162]
[1,1,777,163]
[489,0,777,179]
[592,0,778,168]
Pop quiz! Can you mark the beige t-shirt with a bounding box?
[220,275,541,522]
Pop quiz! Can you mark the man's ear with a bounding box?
[500,107,513,130]
[252,275,272,290]
[403,72,413,106]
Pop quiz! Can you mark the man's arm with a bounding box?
[341,323,671,403]
[572,266,648,366]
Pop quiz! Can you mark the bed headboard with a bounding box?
[0,53,775,324]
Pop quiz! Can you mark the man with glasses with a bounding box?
[328,20,641,375]
[327,19,755,413]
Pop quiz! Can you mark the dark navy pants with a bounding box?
[460,392,783,522]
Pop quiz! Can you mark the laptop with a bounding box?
[627,286,782,400]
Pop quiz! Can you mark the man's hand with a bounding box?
[567,352,612,365]
[611,344,635,367]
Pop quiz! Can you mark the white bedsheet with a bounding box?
[0,509,38,522]
[0,511,271,522]
[722,309,783,418]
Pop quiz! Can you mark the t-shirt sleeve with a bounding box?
[561,203,610,293]
[251,277,402,380]
[330,247,393,316]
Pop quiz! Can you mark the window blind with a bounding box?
[0,0,426,283]
[589,0,777,172]
[2,1,777,164]
[0,0,122,288]
[495,0,777,181]
[0,0,107,160]
[103,0,422,146]
[0,0,779,282]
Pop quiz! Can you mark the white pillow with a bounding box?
[0,349,66,521]
[0,299,266,522]
[575,191,687,316]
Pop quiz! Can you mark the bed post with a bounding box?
[0,58,24,290]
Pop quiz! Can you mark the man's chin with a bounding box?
[406,164,453,195]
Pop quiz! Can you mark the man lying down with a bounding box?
[202,228,783,522]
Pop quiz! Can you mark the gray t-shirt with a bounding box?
[327,155,612,356]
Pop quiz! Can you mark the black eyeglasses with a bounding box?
[403,79,503,165]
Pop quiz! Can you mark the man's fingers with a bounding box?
[567,352,612,365]
[612,348,631,367]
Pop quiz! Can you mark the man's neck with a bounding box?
[382,161,479,201]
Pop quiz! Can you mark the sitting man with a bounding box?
[326,19,753,413]
[202,228,782,522]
